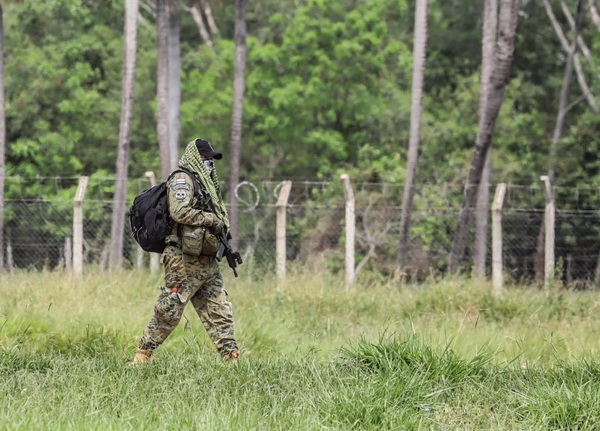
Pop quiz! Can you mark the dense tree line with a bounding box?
[3,0,597,187]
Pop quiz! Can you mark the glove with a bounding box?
[212,219,225,235]
[205,213,224,234]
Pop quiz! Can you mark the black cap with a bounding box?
[195,138,223,159]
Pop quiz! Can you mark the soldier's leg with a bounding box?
[190,264,238,356]
[138,285,187,350]
[138,247,188,351]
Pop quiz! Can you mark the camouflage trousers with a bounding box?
[138,245,238,356]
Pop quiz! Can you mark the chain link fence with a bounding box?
[4,176,600,286]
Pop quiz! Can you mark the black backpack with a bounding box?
[129,169,199,253]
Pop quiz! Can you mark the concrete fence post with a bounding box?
[340,174,355,287]
[73,176,89,277]
[540,175,555,289]
[491,183,506,296]
[276,181,292,281]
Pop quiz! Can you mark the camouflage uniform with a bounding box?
[137,170,238,356]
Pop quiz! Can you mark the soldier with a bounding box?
[132,138,240,364]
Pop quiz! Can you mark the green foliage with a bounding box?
[241,0,412,180]
[3,0,598,187]
[180,39,235,162]
[5,0,122,177]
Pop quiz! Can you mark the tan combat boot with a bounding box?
[130,348,153,365]
[222,349,240,364]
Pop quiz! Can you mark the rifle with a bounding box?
[199,184,243,277]
[215,231,243,277]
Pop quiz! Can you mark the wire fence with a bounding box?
[4,176,600,286]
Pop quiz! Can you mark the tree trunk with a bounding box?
[590,0,600,28]
[542,0,596,111]
[474,0,498,279]
[228,0,247,250]
[474,151,490,278]
[396,0,428,274]
[549,0,585,180]
[199,0,219,35]
[0,6,5,273]
[156,0,170,180]
[189,2,213,47]
[449,0,518,273]
[109,0,139,270]
[167,0,180,171]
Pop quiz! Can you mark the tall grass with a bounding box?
[2,268,600,429]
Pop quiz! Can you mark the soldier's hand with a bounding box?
[205,213,224,234]
[203,212,216,227]
[212,219,225,235]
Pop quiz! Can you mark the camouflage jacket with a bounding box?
[165,170,217,244]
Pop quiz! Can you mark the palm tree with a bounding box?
[448,0,518,273]
[156,0,170,180]
[167,0,180,172]
[156,0,180,179]
[109,0,139,270]
[227,0,247,249]
[473,0,498,279]
[396,0,428,275]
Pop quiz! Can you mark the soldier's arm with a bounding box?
[167,172,218,227]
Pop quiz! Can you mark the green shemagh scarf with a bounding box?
[178,140,230,230]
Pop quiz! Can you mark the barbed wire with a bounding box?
[4,176,600,285]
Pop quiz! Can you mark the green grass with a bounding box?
[2,268,600,429]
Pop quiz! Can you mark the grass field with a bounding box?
[2,267,600,430]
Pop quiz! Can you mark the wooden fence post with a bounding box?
[145,171,159,273]
[540,175,555,289]
[275,181,292,281]
[73,176,89,277]
[340,174,355,287]
[491,183,506,295]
